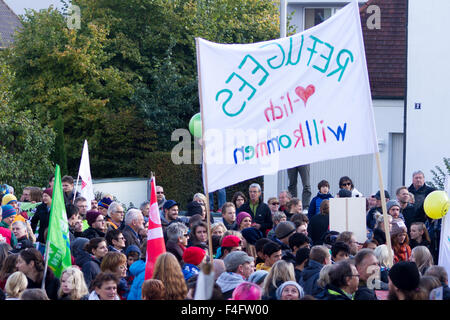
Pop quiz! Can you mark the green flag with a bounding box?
[45,164,72,278]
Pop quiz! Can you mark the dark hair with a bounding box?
[65,204,79,220]
[84,237,106,254]
[188,214,203,228]
[19,248,46,282]
[286,198,301,212]
[331,242,350,258]
[105,229,123,246]
[255,238,272,253]
[318,180,330,190]
[290,213,309,225]
[339,176,354,189]
[289,232,310,250]
[211,234,222,256]
[61,175,74,184]
[91,272,119,290]
[262,241,281,257]
[190,221,208,241]
[329,260,354,288]
[319,200,330,215]
[231,192,247,209]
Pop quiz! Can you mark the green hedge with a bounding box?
[135,152,263,210]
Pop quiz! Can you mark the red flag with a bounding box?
[144,177,166,280]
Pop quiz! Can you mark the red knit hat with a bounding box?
[86,210,102,227]
[221,235,241,248]
[43,188,53,198]
[182,246,206,266]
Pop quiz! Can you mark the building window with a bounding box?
[304,8,339,30]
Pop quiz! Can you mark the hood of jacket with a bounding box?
[216,272,244,294]
[129,259,146,277]
[301,259,323,282]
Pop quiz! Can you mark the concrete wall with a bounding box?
[405,0,450,184]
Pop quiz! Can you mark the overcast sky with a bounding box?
[5,0,66,15]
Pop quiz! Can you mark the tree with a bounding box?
[0,57,55,192]
[428,157,450,190]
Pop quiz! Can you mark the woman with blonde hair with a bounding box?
[211,222,227,238]
[152,252,188,300]
[411,246,434,275]
[57,267,89,300]
[5,271,28,299]
[374,244,394,283]
[262,260,295,300]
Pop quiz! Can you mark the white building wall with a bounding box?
[406,0,450,184]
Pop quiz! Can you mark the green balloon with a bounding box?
[189,113,202,138]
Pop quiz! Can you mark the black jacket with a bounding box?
[122,225,142,251]
[26,269,60,300]
[30,202,51,243]
[409,238,431,250]
[81,227,105,240]
[308,214,329,246]
[81,255,102,289]
[237,199,273,234]
[372,227,386,245]
[354,282,378,300]
[408,183,436,223]
[322,284,353,300]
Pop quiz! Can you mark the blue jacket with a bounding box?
[127,260,146,300]
[308,192,333,220]
[182,263,200,281]
[298,260,324,296]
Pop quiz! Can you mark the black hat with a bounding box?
[186,201,203,217]
[337,189,352,198]
[389,261,420,291]
[241,227,264,245]
[374,190,390,200]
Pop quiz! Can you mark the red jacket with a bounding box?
[0,227,12,245]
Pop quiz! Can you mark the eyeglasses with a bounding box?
[157,191,164,194]
[270,202,279,205]
[341,182,351,186]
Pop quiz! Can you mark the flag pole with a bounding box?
[41,240,51,289]
[374,152,394,268]
[196,37,214,261]
[73,174,80,204]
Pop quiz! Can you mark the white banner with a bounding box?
[196,1,378,192]
[438,176,450,277]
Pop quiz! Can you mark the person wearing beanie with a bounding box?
[388,261,427,300]
[2,193,28,223]
[97,197,113,217]
[248,270,269,286]
[0,205,18,246]
[81,210,106,239]
[181,246,206,281]
[241,227,264,247]
[386,199,405,222]
[236,212,252,231]
[391,220,411,263]
[274,221,296,246]
[276,281,305,300]
[30,188,53,244]
[219,235,242,259]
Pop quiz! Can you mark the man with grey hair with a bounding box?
[165,222,189,264]
[106,202,125,231]
[237,183,272,234]
[122,208,145,250]
[216,251,255,299]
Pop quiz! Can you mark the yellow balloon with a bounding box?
[424,190,450,219]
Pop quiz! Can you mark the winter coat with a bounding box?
[408,183,436,223]
[81,227,105,240]
[372,227,386,245]
[127,260,146,300]
[223,219,238,231]
[322,283,353,300]
[122,225,142,251]
[82,255,102,289]
[298,260,324,296]
[0,226,14,246]
[308,192,333,219]
[216,272,245,299]
[237,199,273,235]
[30,202,51,243]
[262,279,284,300]
[409,238,431,250]
[308,214,329,246]
[166,240,185,264]
[354,281,378,300]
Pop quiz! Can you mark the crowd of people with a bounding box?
[0,170,448,301]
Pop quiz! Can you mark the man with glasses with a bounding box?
[322,260,360,300]
[156,185,166,211]
[106,202,125,231]
[82,210,107,239]
[354,249,384,300]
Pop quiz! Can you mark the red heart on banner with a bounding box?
[295,85,315,105]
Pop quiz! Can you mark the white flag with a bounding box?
[438,176,450,277]
[196,1,378,192]
[76,140,95,210]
